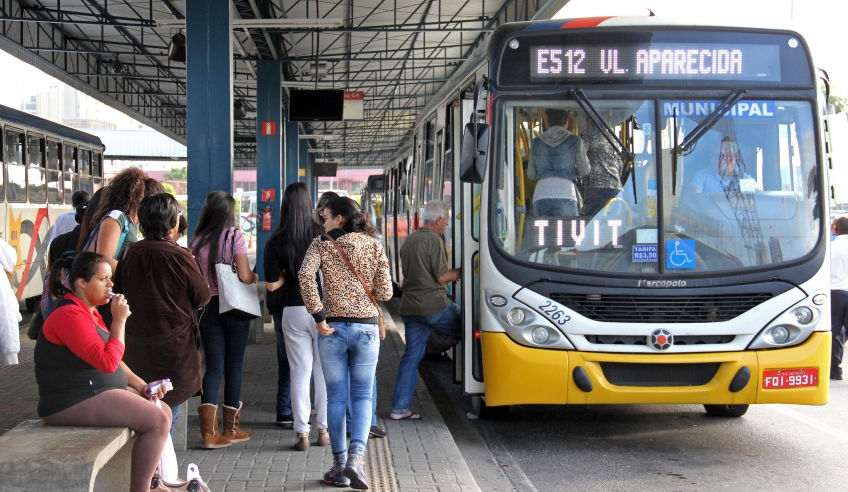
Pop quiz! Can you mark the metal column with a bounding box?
[284,120,300,187]
[255,60,283,280]
[186,0,233,237]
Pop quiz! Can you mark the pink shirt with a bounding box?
[192,227,248,296]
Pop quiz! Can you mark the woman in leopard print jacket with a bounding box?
[299,197,392,489]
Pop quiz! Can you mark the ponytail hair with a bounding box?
[49,252,109,298]
[325,197,379,238]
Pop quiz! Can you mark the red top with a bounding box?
[42,293,125,373]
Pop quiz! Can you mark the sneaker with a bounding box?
[323,453,351,487]
[276,413,293,426]
[369,426,387,438]
[343,452,369,490]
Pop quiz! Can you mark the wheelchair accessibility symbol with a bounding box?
[666,239,696,269]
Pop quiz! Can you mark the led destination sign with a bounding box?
[530,43,780,82]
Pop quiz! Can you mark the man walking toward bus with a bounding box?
[831,217,848,380]
[390,200,461,420]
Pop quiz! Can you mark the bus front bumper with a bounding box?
[481,331,831,406]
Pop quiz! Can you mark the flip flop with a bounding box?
[389,412,422,421]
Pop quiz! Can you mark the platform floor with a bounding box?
[1,303,479,492]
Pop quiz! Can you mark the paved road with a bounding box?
[419,352,848,491]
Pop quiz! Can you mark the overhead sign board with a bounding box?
[344,91,364,120]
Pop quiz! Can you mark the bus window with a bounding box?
[4,128,26,202]
[63,144,77,202]
[46,140,62,204]
[92,152,102,191]
[0,128,4,201]
[79,149,91,194]
[27,134,47,203]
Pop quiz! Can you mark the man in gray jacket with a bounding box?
[528,109,590,217]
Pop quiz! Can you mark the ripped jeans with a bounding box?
[318,321,380,455]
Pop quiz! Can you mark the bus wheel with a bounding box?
[703,404,749,417]
[25,296,39,313]
[472,396,509,419]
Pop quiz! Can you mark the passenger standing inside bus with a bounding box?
[579,117,623,217]
[266,182,327,450]
[1,236,21,365]
[527,109,590,217]
[45,190,89,246]
[830,217,848,380]
[300,197,392,489]
[390,200,462,421]
[190,191,258,448]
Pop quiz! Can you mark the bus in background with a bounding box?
[383,17,834,418]
[237,190,257,235]
[1,104,104,310]
[362,174,384,231]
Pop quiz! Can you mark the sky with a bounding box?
[556,0,847,93]
[0,0,844,130]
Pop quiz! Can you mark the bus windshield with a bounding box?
[493,98,820,274]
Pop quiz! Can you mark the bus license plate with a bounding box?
[762,368,818,389]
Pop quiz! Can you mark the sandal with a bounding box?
[389,412,421,421]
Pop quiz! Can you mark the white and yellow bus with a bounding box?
[1,104,104,310]
[382,17,835,417]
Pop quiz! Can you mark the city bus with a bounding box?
[1,104,104,310]
[382,17,834,417]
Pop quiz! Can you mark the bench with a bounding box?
[0,420,134,492]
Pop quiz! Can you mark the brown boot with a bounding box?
[317,428,330,447]
[221,401,250,443]
[198,403,231,449]
[293,432,310,451]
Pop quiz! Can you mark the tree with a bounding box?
[162,182,176,195]
[164,166,187,180]
[830,94,847,114]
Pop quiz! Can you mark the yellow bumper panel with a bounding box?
[755,332,830,405]
[481,332,569,406]
[481,331,830,406]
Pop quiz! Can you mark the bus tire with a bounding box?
[25,296,39,313]
[472,396,509,419]
[703,404,749,417]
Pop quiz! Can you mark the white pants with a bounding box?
[282,306,328,434]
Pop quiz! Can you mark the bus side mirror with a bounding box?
[460,122,489,183]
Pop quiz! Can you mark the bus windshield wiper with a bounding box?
[569,88,638,203]
[671,89,747,194]
[675,89,747,153]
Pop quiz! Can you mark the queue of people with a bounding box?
[27,167,461,491]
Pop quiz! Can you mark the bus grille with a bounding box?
[585,335,735,346]
[599,362,721,387]
[550,293,771,323]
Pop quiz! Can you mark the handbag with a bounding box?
[324,234,386,340]
[150,463,210,492]
[215,229,261,320]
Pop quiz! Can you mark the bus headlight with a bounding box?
[794,307,813,325]
[771,326,791,344]
[532,327,550,344]
[507,308,526,325]
[812,294,827,305]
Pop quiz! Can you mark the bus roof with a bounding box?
[0,104,105,150]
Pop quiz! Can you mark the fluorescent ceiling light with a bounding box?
[281,81,338,88]
[157,19,345,29]
[299,134,341,141]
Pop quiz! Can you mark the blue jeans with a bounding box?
[169,402,181,438]
[272,312,293,417]
[534,198,578,217]
[199,296,250,407]
[348,375,378,429]
[392,302,461,415]
[319,321,380,455]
